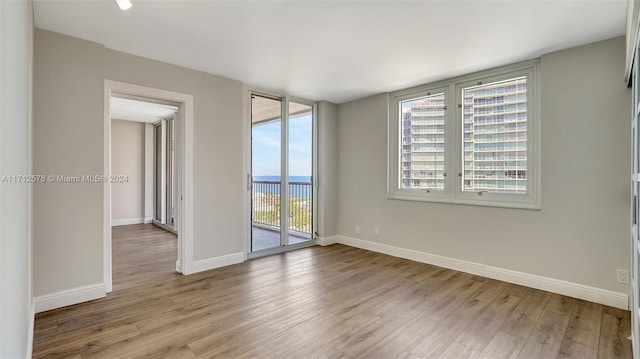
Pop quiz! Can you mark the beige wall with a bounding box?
[0,0,33,357]
[104,49,244,260]
[33,29,244,301]
[336,37,631,293]
[144,123,154,222]
[318,101,339,237]
[111,119,145,222]
[33,30,104,297]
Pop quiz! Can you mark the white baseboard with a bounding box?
[111,218,144,226]
[34,283,106,313]
[27,299,35,358]
[144,217,153,224]
[483,265,628,310]
[190,252,244,274]
[317,236,338,246]
[334,235,629,310]
[176,259,182,273]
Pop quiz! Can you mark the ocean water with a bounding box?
[253,176,311,183]
[252,176,312,199]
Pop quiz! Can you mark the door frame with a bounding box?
[103,80,195,292]
[243,86,318,258]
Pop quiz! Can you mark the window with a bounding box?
[388,61,539,209]
[400,92,446,191]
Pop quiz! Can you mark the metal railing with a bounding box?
[252,181,312,235]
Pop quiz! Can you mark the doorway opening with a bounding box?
[109,96,180,290]
[248,92,317,257]
[104,80,194,293]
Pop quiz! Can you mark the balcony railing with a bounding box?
[252,180,312,235]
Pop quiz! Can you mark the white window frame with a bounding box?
[387,60,541,209]
[388,84,452,203]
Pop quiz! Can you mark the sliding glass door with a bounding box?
[153,116,176,230]
[251,95,283,251]
[287,101,314,242]
[250,93,315,254]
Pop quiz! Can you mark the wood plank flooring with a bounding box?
[112,224,178,291]
[33,225,632,358]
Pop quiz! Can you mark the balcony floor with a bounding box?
[252,225,312,252]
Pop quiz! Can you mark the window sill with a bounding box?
[387,192,541,210]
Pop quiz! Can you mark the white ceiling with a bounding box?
[34,0,627,104]
[110,96,177,123]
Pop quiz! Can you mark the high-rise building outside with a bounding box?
[400,93,446,190]
[401,76,527,194]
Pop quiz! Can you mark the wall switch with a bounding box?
[374,227,380,236]
[617,269,630,284]
[355,225,361,234]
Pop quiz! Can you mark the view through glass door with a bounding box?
[250,94,314,253]
[153,116,176,231]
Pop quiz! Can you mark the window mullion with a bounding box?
[446,83,456,200]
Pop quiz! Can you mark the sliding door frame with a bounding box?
[152,118,177,233]
[244,86,318,259]
[631,24,640,359]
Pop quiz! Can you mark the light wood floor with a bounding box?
[112,224,178,291]
[33,225,632,358]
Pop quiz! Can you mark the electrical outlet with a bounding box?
[355,225,361,234]
[374,227,380,236]
[617,269,630,284]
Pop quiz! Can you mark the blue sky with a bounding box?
[252,114,312,177]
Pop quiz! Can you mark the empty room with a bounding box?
[1,0,639,358]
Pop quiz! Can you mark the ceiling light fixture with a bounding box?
[115,0,132,11]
